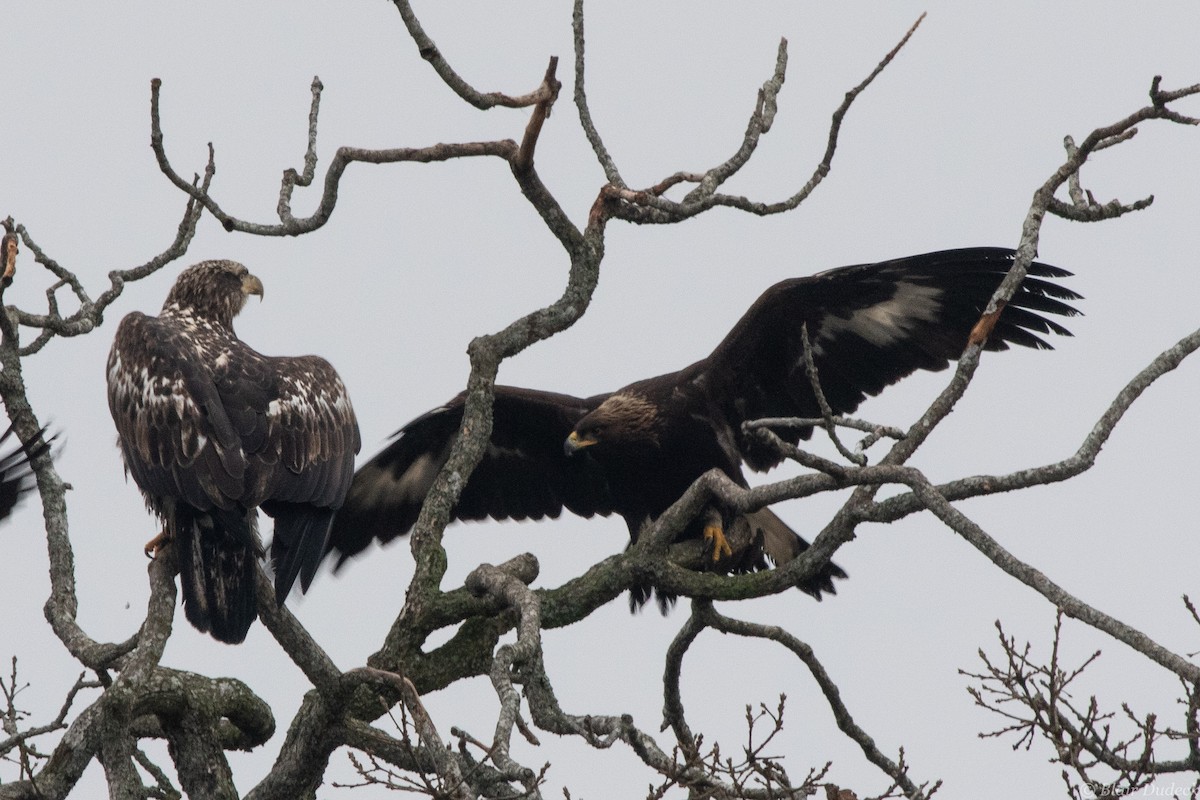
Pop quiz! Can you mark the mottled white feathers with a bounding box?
[813,281,943,354]
[107,260,360,643]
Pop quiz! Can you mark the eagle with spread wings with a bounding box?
[329,247,1081,610]
[107,260,360,643]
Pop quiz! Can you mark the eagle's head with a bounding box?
[564,393,660,457]
[162,260,265,327]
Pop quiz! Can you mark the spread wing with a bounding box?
[328,385,614,567]
[700,247,1082,470]
[0,424,51,521]
[106,312,359,515]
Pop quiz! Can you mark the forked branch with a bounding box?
[591,14,926,227]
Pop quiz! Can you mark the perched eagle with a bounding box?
[0,424,51,521]
[107,260,360,644]
[329,248,1081,610]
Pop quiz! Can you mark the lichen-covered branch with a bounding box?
[463,563,544,791]
[5,2,1200,797]
[5,157,211,355]
[391,0,560,111]
[865,324,1200,523]
[0,659,98,784]
[151,74,524,237]
[571,0,622,186]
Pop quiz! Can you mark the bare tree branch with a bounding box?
[572,0,623,186]
[596,14,926,227]
[5,4,1200,798]
[696,602,940,800]
[151,75,523,237]
[965,614,1200,798]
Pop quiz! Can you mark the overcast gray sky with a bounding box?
[4,2,1200,797]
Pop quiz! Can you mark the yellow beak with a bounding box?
[242,273,264,301]
[564,430,597,456]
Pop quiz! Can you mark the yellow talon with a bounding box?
[144,528,171,559]
[703,523,733,562]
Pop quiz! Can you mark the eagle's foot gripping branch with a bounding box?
[703,523,734,563]
[144,528,171,559]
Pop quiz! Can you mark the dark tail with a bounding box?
[626,508,848,613]
[267,504,336,606]
[747,508,847,600]
[629,581,676,615]
[173,505,261,644]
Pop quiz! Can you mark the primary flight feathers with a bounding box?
[328,248,1081,610]
[0,424,52,521]
[107,260,360,644]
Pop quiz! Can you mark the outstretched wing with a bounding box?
[700,247,1082,470]
[328,385,614,567]
[0,424,51,521]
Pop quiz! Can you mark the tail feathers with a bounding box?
[625,508,849,613]
[747,508,848,600]
[173,505,261,644]
[268,505,336,606]
[628,581,676,615]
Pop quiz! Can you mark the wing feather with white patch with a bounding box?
[700,247,1082,470]
[328,385,614,567]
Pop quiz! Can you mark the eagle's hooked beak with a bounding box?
[242,273,265,302]
[564,430,597,457]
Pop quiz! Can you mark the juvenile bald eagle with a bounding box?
[330,248,1080,610]
[0,424,51,521]
[107,260,360,644]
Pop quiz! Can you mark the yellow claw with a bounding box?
[144,528,171,559]
[703,523,733,563]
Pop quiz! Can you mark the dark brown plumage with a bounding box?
[0,424,51,521]
[107,260,360,643]
[330,248,1081,610]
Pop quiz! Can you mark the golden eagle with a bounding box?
[107,260,360,643]
[329,248,1080,609]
